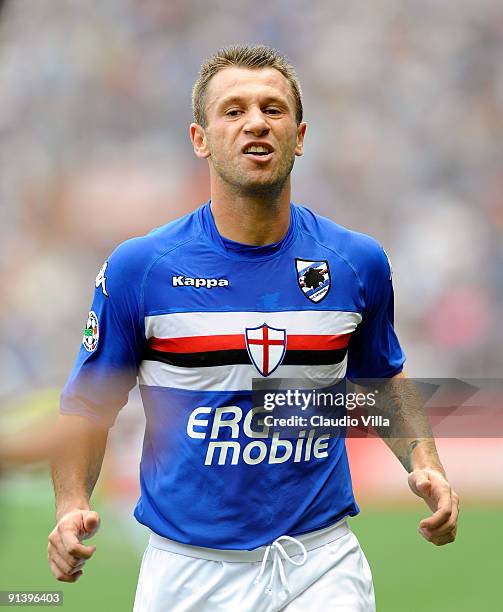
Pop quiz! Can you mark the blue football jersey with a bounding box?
[61,202,405,549]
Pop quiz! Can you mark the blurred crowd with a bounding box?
[1,0,502,412]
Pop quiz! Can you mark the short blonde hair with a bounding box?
[192,44,303,127]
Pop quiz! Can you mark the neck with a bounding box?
[209,177,292,246]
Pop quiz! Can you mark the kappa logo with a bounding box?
[296,259,331,303]
[382,248,393,280]
[95,261,109,297]
[245,323,287,377]
[172,276,229,288]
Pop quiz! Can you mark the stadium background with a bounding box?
[0,1,502,610]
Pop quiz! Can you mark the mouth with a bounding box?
[242,143,274,162]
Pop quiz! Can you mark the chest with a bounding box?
[140,252,363,386]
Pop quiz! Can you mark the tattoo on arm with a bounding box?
[397,439,421,473]
[357,377,443,474]
[374,378,431,435]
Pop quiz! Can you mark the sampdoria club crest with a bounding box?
[296,259,331,303]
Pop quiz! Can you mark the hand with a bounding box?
[48,509,100,582]
[408,468,459,546]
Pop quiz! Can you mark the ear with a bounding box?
[294,122,307,157]
[190,123,210,159]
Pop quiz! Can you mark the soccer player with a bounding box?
[48,45,459,611]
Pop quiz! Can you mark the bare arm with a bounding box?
[371,372,444,474]
[369,371,459,546]
[48,415,109,582]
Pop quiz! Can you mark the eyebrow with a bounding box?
[216,94,289,110]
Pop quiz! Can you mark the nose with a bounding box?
[243,107,270,136]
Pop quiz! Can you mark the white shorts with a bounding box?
[133,519,375,612]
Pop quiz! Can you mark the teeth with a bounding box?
[245,145,270,154]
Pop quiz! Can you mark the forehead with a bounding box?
[205,66,295,112]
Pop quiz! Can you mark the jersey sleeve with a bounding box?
[346,244,405,381]
[60,240,146,427]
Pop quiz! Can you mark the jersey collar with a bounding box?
[198,200,299,261]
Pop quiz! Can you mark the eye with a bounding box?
[264,107,282,115]
[226,109,242,117]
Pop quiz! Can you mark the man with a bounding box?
[48,45,459,611]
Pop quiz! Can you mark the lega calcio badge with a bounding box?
[83,311,99,352]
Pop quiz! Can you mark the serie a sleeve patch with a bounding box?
[82,310,99,352]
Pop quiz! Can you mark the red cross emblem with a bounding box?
[245,323,287,377]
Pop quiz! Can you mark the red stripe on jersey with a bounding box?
[288,333,351,350]
[147,333,352,353]
[149,334,246,352]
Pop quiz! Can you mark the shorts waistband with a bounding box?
[148,518,350,563]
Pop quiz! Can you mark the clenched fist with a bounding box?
[408,468,459,546]
[48,510,100,582]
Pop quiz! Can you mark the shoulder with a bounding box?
[295,205,391,284]
[102,208,202,296]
